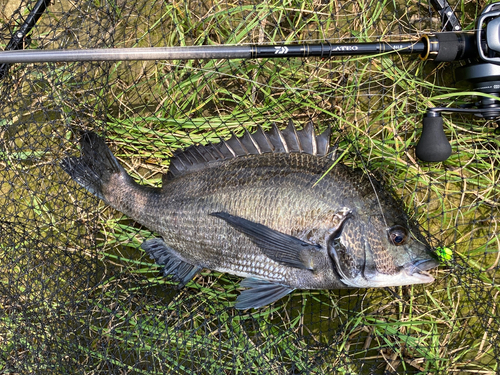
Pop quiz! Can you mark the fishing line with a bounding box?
[312,144,352,188]
[350,134,432,268]
[349,136,389,230]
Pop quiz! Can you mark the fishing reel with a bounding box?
[416,3,500,161]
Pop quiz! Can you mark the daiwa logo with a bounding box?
[274,46,289,54]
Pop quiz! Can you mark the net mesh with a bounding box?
[1,0,499,374]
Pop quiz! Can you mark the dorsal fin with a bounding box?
[316,125,331,157]
[251,126,273,153]
[297,121,316,155]
[267,123,287,153]
[163,121,331,184]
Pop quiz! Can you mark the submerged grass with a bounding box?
[1,0,499,374]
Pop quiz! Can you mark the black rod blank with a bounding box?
[0,42,426,63]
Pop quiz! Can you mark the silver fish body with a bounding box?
[61,123,438,309]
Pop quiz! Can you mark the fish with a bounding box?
[60,122,439,309]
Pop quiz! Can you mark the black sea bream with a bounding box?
[61,123,438,309]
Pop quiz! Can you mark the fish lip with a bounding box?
[403,258,439,284]
[409,258,439,274]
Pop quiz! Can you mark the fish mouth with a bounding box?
[336,258,439,288]
[408,258,439,274]
[404,258,439,283]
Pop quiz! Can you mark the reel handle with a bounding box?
[416,112,452,162]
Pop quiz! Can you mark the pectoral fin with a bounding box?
[211,212,321,270]
[142,238,201,287]
[236,278,295,310]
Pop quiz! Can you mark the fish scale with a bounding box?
[61,123,439,309]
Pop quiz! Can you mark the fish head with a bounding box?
[327,207,439,288]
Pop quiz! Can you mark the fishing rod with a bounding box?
[0,41,429,63]
[1,1,500,162]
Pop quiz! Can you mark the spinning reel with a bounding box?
[1,1,500,162]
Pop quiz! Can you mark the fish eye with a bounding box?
[388,225,408,246]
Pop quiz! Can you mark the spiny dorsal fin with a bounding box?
[282,120,301,153]
[316,125,331,157]
[163,122,331,183]
[297,121,316,155]
[267,123,287,153]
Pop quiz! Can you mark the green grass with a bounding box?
[1,0,499,374]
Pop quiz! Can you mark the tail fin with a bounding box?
[61,132,128,202]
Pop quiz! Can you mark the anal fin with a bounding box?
[236,278,294,310]
[141,238,201,287]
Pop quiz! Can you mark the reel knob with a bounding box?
[416,111,452,162]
